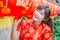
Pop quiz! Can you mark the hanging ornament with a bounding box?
[0,1,4,7]
[21,10,26,14]
[16,0,29,8]
[16,0,34,19]
[1,0,11,14]
[26,0,40,19]
[1,7,11,14]
[34,2,39,10]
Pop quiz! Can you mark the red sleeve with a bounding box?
[43,25,53,40]
[17,21,22,32]
[17,20,28,32]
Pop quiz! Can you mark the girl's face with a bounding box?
[33,9,45,22]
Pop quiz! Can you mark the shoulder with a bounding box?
[42,23,51,31]
[20,19,33,26]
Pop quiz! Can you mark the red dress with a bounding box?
[17,20,52,40]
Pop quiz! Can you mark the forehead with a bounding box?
[35,9,45,13]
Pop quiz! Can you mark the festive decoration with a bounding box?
[0,0,60,19]
[22,16,27,20]
[1,7,11,14]
[16,0,29,8]
[0,16,13,28]
[53,15,60,40]
[0,1,4,7]
[42,0,59,18]
[0,0,11,14]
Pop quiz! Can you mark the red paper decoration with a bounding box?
[0,0,60,19]
[1,7,11,14]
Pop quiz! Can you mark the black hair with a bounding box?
[37,4,54,31]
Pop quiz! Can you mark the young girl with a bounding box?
[12,4,54,40]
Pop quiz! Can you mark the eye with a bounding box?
[37,9,40,12]
[40,10,45,15]
[39,12,44,15]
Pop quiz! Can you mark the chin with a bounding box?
[33,16,39,22]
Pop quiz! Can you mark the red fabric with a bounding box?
[17,20,52,40]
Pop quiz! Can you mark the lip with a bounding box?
[33,16,38,21]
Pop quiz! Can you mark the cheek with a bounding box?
[38,16,45,22]
[33,10,45,21]
[38,14,45,19]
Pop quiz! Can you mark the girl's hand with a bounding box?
[11,17,23,40]
[14,17,23,27]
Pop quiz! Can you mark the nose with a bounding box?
[34,13,38,17]
[34,10,40,16]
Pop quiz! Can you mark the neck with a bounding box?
[34,21,41,27]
